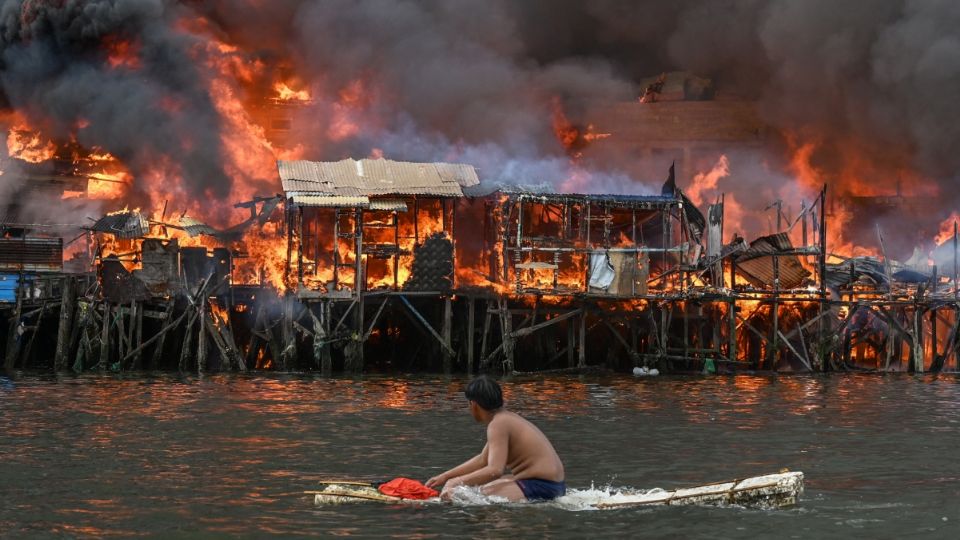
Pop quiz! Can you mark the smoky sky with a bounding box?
[2,1,960,209]
[0,0,231,203]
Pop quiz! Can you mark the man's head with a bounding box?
[464,376,503,421]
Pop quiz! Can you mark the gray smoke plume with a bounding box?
[0,0,233,208]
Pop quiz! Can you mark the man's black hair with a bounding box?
[464,375,503,411]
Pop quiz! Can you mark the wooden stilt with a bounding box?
[133,300,144,369]
[729,298,737,364]
[480,302,492,371]
[245,304,266,369]
[343,296,364,373]
[179,307,197,372]
[22,300,48,369]
[567,319,576,368]
[912,308,924,373]
[310,304,329,374]
[198,299,207,374]
[98,303,111,371]
[54,277,77,371]
[125,300,136,367]
[150,300,175,370]
[466,296,475,375]
[500,299,515,373]
[281,294,298,370]
[578,308,586,368]
[122,308,189,368]
[442,296,452,374]
[4,273,24,370]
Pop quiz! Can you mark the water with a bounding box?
[0,373,957,539]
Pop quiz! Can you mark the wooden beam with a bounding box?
[122,309,190,366]
[397,295,455,356]
[54,277,77,371]
[510,309,582,339]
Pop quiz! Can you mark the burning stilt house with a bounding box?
[279,158,479,296]
[455,187,691,296]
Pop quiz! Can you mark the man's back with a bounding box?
[489,410,564,482]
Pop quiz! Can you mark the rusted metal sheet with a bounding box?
[279,158,473,198]
[90,211,149,239]
[736,233,810,289]
[0,238,62,272]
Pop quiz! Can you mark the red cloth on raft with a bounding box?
[377,477,439,500]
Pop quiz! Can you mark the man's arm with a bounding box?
[443,422,508,489]
[425,444,488,488]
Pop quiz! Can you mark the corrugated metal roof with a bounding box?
[178,216,219,237]
[0,238,62,272]
[291,194,370,207]
[368,199,408,211]
[278,158,474,198]
[735,233,810,289]
[90,211,149,238]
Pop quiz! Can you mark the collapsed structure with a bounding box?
[1,155,958,376]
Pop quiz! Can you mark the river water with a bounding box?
[0,372,957,539]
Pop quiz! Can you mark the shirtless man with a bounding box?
[425,376,565,502]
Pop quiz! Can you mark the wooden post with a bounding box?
[126,300,136,366]
[134,300,143,368]
[150,300,175,370]
[198,300,207,374]
[930,306,938,371]
[285,202,294,285]
[721,298,732,362]
[54,277,77,371]
[4,273,24,370]
[912,308,924,373]
[22,300,48,369]
[311,303,332,375]
[356,294,365,369]
[98,303,111,370]
[466,296,475,375]
[567,318,576,368]
[500,298,515,373]
[442,295,453,374]
[323,300,333,375]
[281,294,298,370]
[179,307,197,372]
[578,308,586,368]
[480,301,492,371]
[343,296,364,373]
[770,256,780,371]
[818,185,828,371]
[244,304,263,369]
[297,206,304,287]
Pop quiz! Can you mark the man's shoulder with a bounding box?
[488,410,524,430]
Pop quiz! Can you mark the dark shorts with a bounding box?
[515,478,566,501]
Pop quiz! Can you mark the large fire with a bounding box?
[0,5,950,304]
